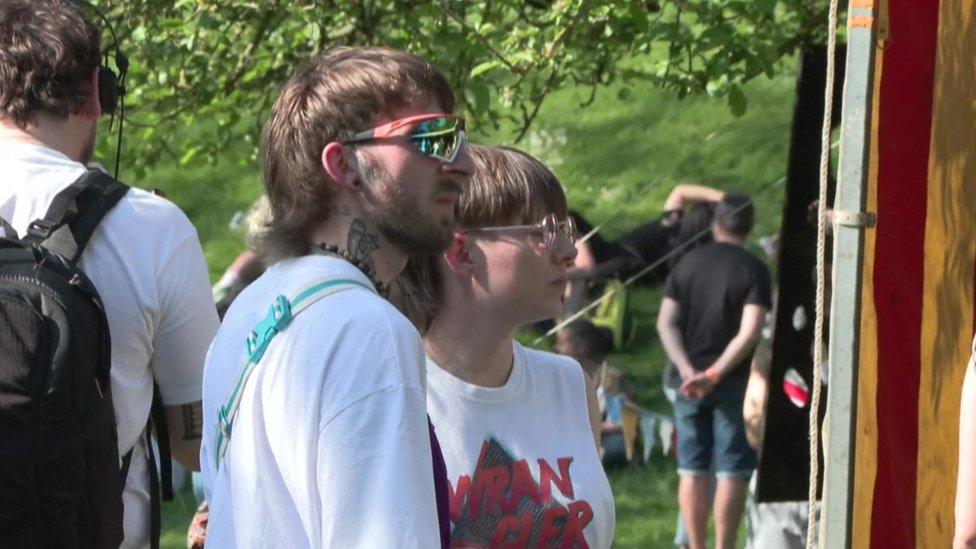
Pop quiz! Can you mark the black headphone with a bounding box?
[97,49,127,116]
[72,0,129,176]
[72,0,128,114]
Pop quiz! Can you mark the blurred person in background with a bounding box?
[657,193,771,549]
[556,320,631,466]
[565,184,724,316]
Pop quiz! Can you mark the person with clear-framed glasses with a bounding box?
[396,144,615,547]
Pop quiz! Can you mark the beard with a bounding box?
[359,160,457,255]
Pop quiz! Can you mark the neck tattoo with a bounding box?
[347,219,379,273]
[313,243,389,298]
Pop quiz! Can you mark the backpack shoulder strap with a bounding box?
[64,171,129,262]
[146,382,170,549]
[0,216,17,240]
[214,277,375,469]
[23,170,129,263]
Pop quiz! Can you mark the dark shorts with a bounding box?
[674,374,756,478]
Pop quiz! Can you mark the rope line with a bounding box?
[809,0,841,543]
[535,175,786,344]
[577,223,605,245]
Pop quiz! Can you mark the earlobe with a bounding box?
[443,234,475,275]
[321,142,360,190]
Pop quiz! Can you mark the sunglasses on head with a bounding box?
[341,113,467,163]
[462,213,577,250]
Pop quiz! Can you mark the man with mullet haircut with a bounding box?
[200,47,473,547]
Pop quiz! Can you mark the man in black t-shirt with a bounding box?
[656,193,772,549]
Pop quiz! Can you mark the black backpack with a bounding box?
[0,170,171,549]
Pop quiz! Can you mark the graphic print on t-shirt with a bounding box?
[448,438,594,548]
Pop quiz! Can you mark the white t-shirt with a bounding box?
[427,343,616,548]
[201,255,442,548]
[0,142,219,548]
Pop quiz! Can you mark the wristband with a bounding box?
[705,367,720,382]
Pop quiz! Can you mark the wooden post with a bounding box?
[819,1,881,547]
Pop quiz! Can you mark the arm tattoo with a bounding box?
[347,218,379,274]
[182,403,202,440]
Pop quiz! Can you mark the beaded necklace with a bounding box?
[313,243,389,297]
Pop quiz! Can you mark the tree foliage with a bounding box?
[99,0,829,173]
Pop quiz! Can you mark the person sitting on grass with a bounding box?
[555,319,632,467]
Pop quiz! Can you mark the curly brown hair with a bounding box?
[257,47,457,263]
[0,0,101,128]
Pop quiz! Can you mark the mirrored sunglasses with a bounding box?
[341,113,467,163]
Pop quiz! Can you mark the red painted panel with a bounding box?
[869,1,941,547]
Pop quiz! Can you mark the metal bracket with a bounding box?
[833,210,877,228]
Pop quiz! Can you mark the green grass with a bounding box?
[161,486,199,548]
[152,60,797,547]
[610,460,684,547]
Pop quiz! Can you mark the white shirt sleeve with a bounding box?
[316,385,440,547]
[150,234,220,405]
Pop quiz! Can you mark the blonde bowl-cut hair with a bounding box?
[257,47,456,262]
[395,144,569,331]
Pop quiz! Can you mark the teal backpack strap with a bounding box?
[214,277,374,469]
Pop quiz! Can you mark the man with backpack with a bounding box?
[200,47,472,546]
[0,1,219,547]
